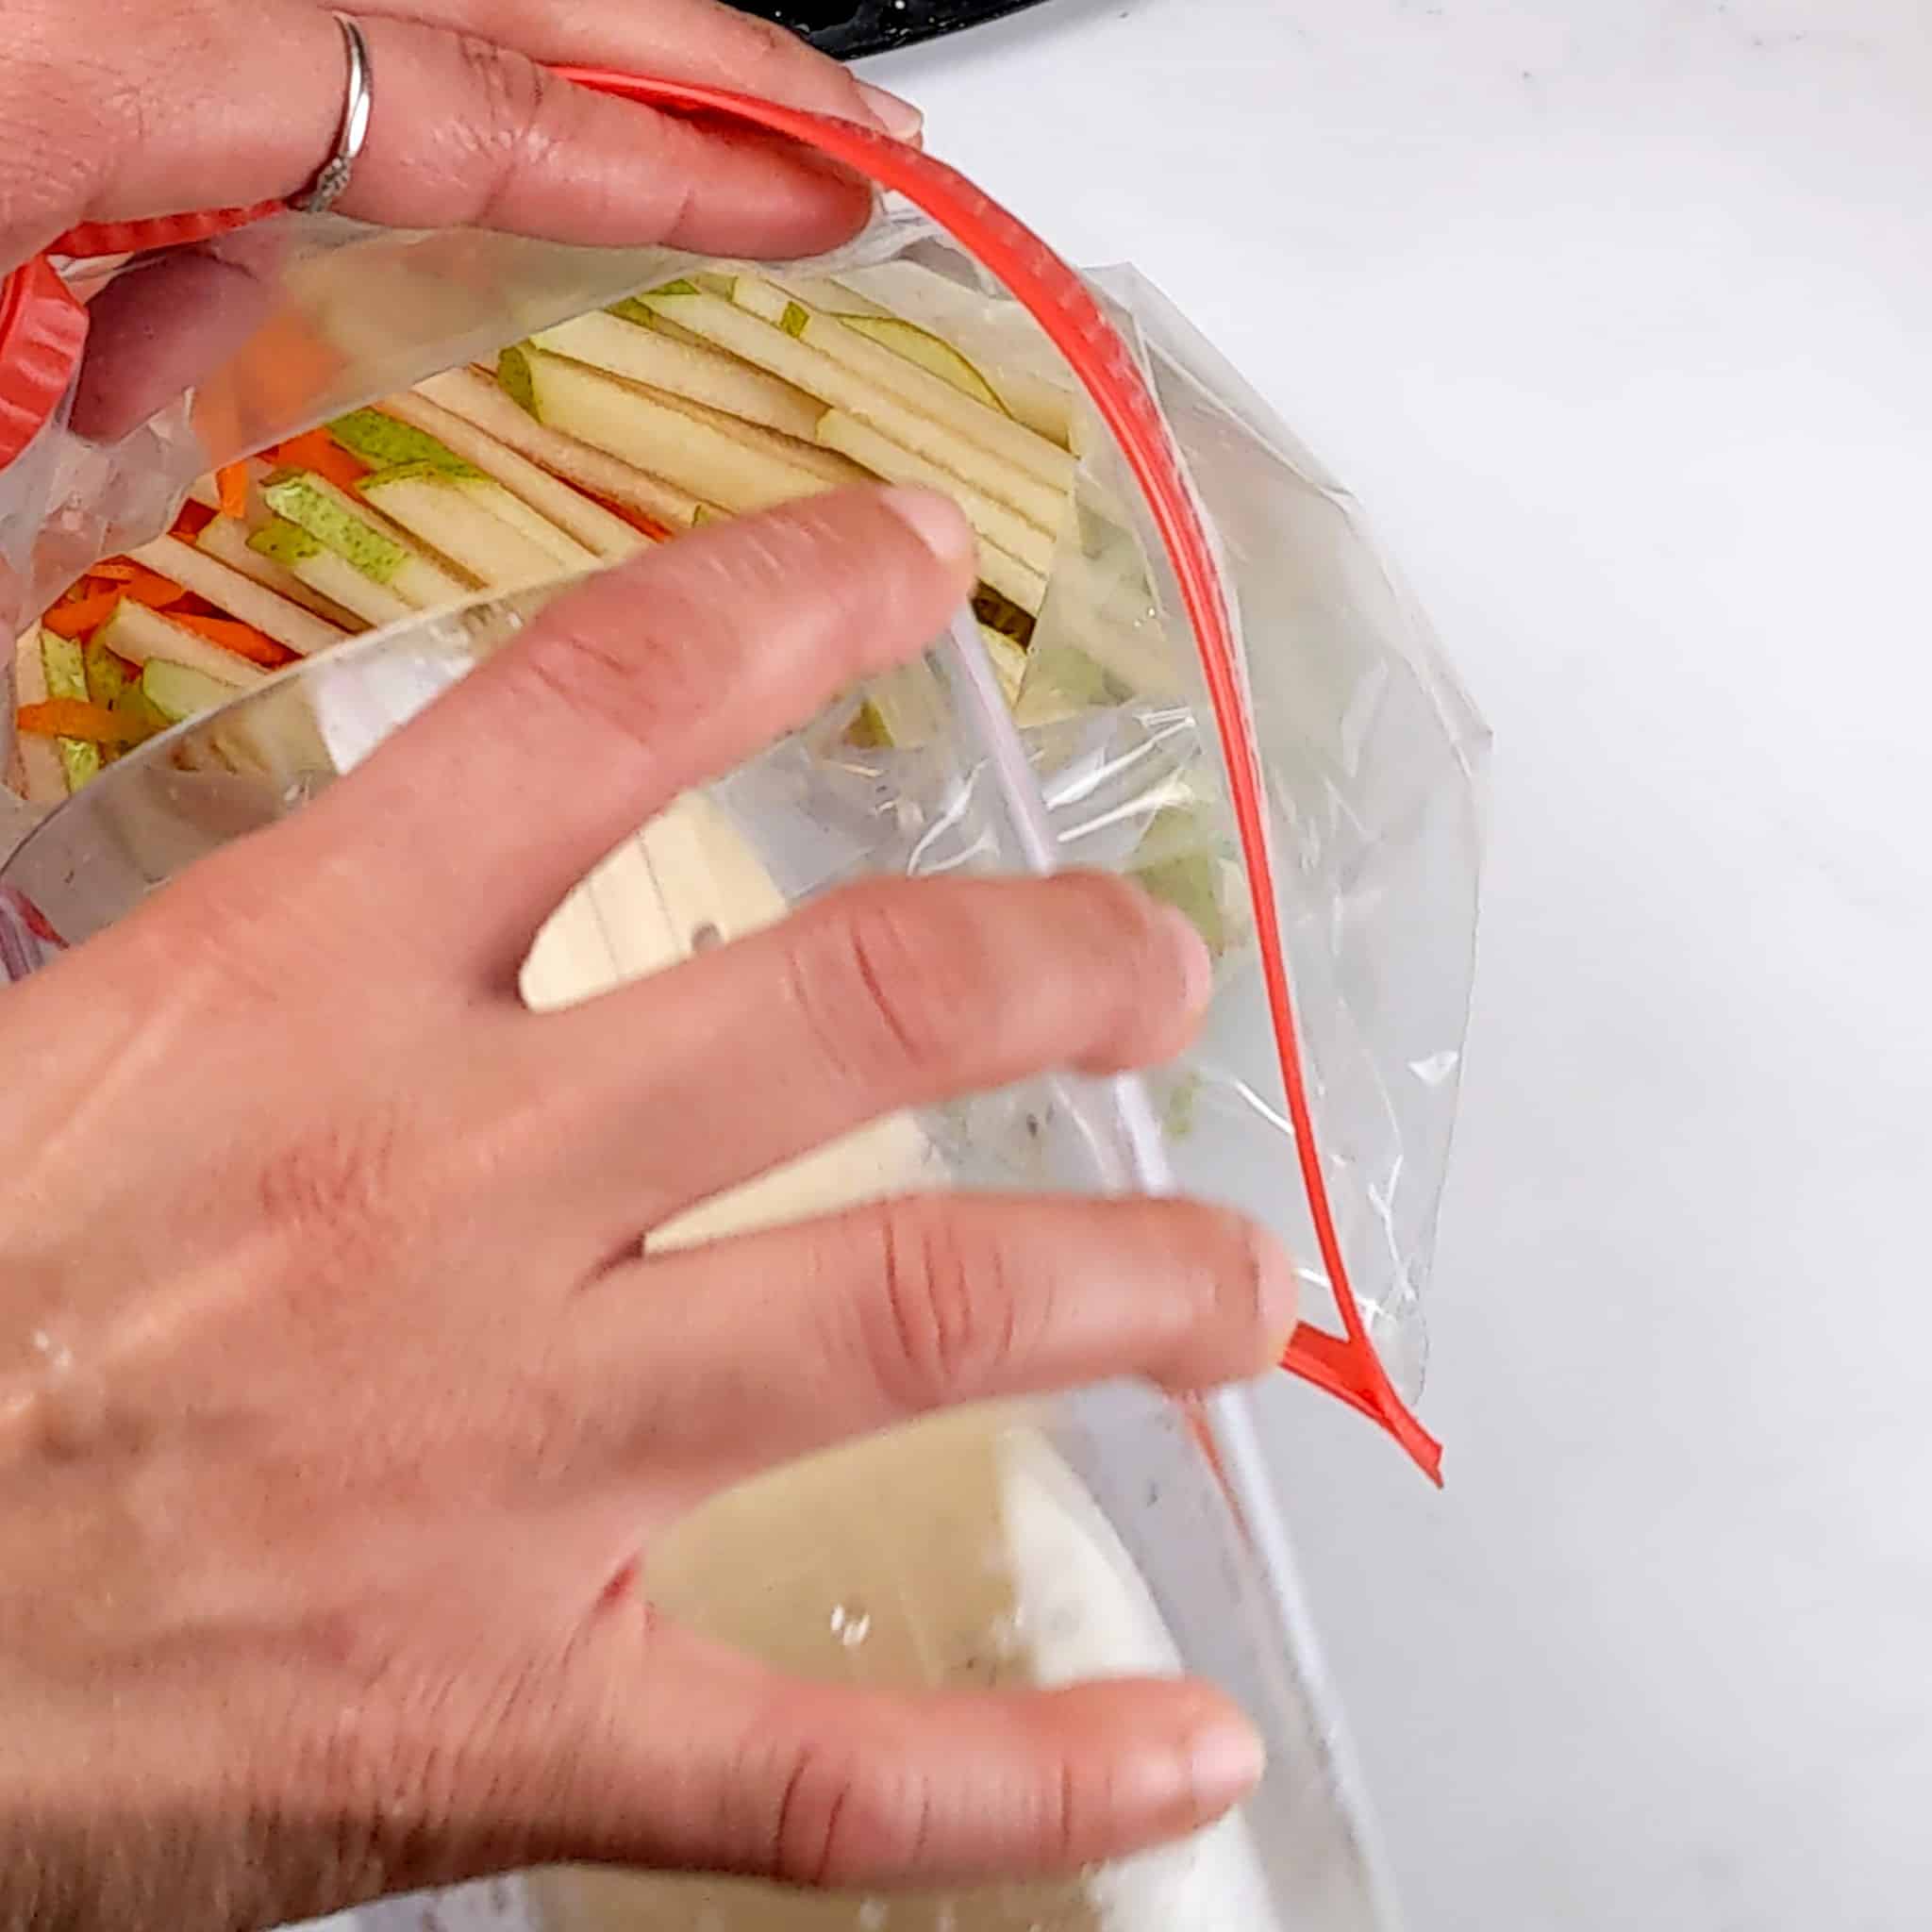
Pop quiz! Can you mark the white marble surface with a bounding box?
[865,4,1932,1928]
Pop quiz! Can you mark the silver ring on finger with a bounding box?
[293,14,375,216]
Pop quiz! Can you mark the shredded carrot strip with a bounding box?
[215,463,251,519]
[579,488,674,543]
[274,428,367,494]
[163,612,291,669]
[86,559,141,583]
[120,570,185,609]
[171,500,215,541]
[42,591,123,639]
[15,699,135,744]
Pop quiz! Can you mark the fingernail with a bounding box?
[879,487,974,567]
[856,80,924,143]
[1254,1231,1301,1359]
[1186,1716,1268,1816]
[1159,904,1215,1016]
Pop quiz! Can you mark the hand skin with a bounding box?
[0,0,919,438]
[0,488,1291,1932]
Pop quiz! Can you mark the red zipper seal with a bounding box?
[0,80,1441,1479]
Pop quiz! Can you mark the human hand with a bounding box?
[0,490,1291,1932]
[1,0,911,272]
[2,0,915,440]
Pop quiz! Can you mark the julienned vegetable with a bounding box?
[10,261,1138,816]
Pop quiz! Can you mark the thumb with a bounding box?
[525,1618,1268,1889]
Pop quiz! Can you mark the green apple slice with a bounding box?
[417,365,708,530]
[534,310,825,440]
[816,408,1055,582]
[197,514,365,629]
[325,408,482,477]
[639,285,1069,535]
[260,469,472,610]
[356,463,587,591]
[37,628,101,791]
[96,602,268,691]
[248,519,414,630]
[375,389,647,560]
[127,534,348,658]
[835,311,1008,416]
[730,275,1074,497]
[140,657,246,727]
[330,411,598,573]
[82,635,132,709]
[509,347,833,517]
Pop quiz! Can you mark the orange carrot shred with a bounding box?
[216,462,250,519]
[274,428,367,494]
[15,699,135,744]
[171,500,215,541]
[42,591,123,639]
[86,559,142,582]
[163,612,292,669]
[121,569,185,609]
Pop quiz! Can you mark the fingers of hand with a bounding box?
[535,871,1212,1238]
[293,491,973,983]
[569,1192,1294,1484]
[379,0,919,137]
[9,0,875,259]
[332,19,873,254]
[498,1623,1266,1887]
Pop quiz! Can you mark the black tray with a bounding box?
[725,0,1051,60]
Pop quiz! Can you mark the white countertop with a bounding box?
[866,4,1932,1927]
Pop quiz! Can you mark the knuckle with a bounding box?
[507,597,699,764]
[787,885,982,1090]
[767,1740,928,1888]
[454,35,558,208]
[864,1199,1020,1407]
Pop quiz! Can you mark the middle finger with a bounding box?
[522,870,1212,1247]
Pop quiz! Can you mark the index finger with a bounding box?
[288,489,975,984]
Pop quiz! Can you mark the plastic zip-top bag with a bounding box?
[0,75,1486,1932]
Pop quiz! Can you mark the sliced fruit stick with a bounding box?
[97,601,270,691]
[127,535,348,657]
[979,624,1029,708]
[644,385,869,491]
[330,408,604,572]
[835,313,1008,416]
[536,311,824,440]
[416,367,708,529]
[816,409,1056,578]
[643,287,1067,533]
[773,273,891,319]
[511,350,832,517]
[357,464,584,592]
[38,629,103,791]
[197,515,366,630]
[975,541,1048,621]
[83,637,133,708]
[730,275,1075,495]
[261,470,474,610]
[837,260,1077,448]
[12,634,68,804]
[141,658,252,727]
[248,519,415,630]
[375,390,646,561]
